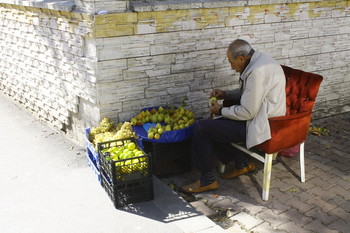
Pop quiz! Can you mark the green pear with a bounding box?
[157,114,164,122]
[148,127,157,134]
[148,132,155,139]
[131,117,137,124]
[151,114,157,123]
[186,111,194,119]
[164,115,171,124]
[165,125,171,131]
[150,108,157,114]
[136,114,143,121]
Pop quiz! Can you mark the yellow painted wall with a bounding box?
[93,1,350,38]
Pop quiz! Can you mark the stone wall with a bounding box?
[0,0,349,144]
[93,0,350,121]
[75,0,129,14]
[0,2,99,143]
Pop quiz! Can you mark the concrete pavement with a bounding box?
[0,93,225,233]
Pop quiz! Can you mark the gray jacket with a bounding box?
[221,51,286,149]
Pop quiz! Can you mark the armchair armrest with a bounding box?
[256,111,312,154]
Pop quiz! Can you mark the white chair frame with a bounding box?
[219,142,305,201]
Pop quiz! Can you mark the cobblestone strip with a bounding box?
[162,112,350,233]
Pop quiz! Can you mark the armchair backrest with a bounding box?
[282,65,323,116]
[256,66,323,153]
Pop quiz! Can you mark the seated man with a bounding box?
[181,39,286,193]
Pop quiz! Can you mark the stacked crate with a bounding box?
[98,138,154,208]
[84,128,101,183]
[141,139,192,178]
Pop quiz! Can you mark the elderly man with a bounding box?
[181,39,286,193]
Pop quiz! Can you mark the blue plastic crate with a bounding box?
[85,128,99,161]
[86,149,101,184]
[132,106,194,144]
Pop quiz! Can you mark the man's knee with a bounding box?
[195,119,212,134]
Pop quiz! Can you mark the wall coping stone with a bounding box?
[0,0,76,11]
[130,0,323,12]
[0,0,325,13]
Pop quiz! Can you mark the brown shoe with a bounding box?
[221,163,255,179]
[180,180,219,193]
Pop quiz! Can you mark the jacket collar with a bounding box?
[240,50,261,80]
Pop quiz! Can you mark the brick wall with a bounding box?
[0,0,349,144]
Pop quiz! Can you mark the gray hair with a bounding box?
[227,39,253,58]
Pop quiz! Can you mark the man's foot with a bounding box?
[180,180,219,193]
[220,163,255,179]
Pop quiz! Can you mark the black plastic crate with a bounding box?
[97,137,154,208]
[142,139,192,178]
[98,138,152,182]
[100,168,153,208]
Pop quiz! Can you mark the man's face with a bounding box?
[227,52,245,74]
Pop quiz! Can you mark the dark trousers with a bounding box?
[191,118,247,173]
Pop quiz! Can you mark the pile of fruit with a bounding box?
[89,118,135,149]
[88,119,150,179]
[101,141,148,178]
[130,106,195,140]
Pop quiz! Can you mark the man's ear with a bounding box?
[238,55,245,63]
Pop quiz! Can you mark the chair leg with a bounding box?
[272,153,278,160]
[262,153,275,201]
[300,142,305,182]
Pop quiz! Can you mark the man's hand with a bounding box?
[210,101,222,115]
[210,89,226,100]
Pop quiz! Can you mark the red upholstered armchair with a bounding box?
[220,65,323,201]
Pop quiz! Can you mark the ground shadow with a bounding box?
[108,175,202,224]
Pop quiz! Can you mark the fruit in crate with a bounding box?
[89,117,115,142]
[131,106,195,140]
[89,118,136,148]
[112,122,135,140]
[101,142,149,177]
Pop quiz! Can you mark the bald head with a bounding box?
[227,39,253,59]
[226,39,254,73]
